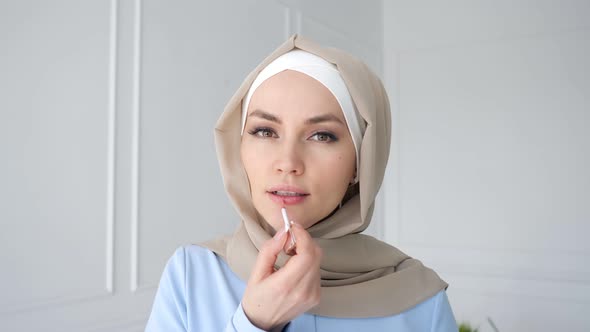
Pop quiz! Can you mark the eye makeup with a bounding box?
[309,131,338,142]
[247,127,277,138]
[247,126,339,143]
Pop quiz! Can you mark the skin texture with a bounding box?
[241,70,356,232]
[240,70,356,330]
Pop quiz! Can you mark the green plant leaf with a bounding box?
[458,322,479,332]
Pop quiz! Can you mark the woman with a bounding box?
[145,34,457,331]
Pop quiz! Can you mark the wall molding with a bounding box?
[130,0,143,293]
[283,6,302,39]
[105,0,118,296]
[1,0,118,314]
[0,290,112,316]
[443,271,590,304]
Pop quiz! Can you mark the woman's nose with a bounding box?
[273,143,305,176]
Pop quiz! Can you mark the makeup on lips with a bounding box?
[267,185,309,205]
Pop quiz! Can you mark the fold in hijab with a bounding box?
[201,34,448,318]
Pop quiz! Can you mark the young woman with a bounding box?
[145,34,457,331]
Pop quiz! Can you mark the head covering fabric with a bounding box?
[201,34,448,318]
[240,49,365,182]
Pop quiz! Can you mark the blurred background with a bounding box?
[1,1,588,331]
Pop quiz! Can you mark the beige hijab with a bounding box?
[201,34,448,318]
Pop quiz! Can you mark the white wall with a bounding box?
[382,1,590,331]
[4,1,588,331]
[0,1,382,330]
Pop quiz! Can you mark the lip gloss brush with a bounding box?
[281,207,297,255]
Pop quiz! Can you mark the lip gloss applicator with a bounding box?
[281,207,297,255]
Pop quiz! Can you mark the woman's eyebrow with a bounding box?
[305,114,345,125]
[249,109,281,124]
[248,109,345,126]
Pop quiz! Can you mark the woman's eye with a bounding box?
[248,127,277,138]
[310,132,337,142]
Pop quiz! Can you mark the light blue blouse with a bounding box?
[145,245,458,331]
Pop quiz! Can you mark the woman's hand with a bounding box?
[241,222,322,331]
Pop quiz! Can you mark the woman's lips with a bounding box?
[267,185,309,205]
[267,191,309,205]
[267,191,309,206]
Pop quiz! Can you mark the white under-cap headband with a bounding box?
[241,49,365,182]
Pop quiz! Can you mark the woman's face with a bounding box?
[241,70,356,232]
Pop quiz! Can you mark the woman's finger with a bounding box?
[271,223,322,282]
[288,222,321,258]
[249,230,287,283]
